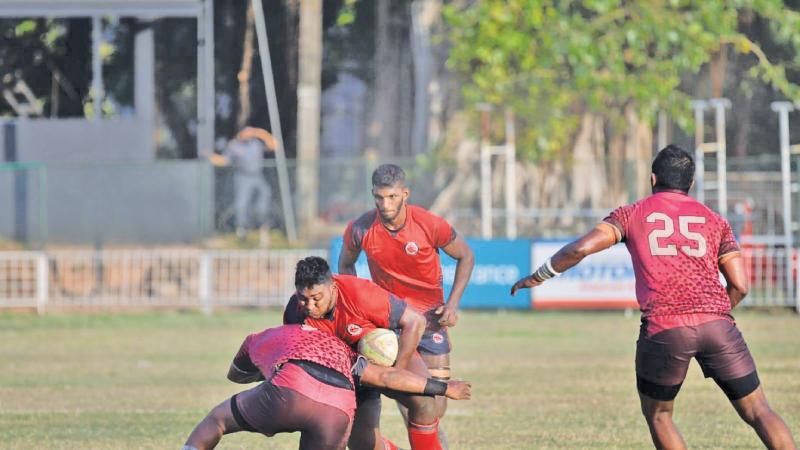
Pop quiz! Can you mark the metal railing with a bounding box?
[0,247,796,313]
[0,248,325,313]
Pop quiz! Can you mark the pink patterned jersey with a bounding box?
[233,324,357,386]
[603,191,740,320]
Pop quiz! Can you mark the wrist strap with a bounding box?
[531,257,561,283]
[423,379,448,396]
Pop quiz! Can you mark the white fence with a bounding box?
[0,249,325,313]
[0,247,797,313]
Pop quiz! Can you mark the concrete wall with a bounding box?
[11,118,154,163]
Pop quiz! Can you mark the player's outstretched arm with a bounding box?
[719,252,748,308]
[395,307,426,369]
[437,235,475,327]
[338,243,361,276]
[510,225,617,296]
[359,363,472,400]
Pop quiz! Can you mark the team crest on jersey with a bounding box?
[431,332,444,344]
[405,242,419,255]
[347,323,363,336]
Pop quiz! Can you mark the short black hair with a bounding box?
[294,256,332,290]
[372,164,406,188]
[652,145,695,193]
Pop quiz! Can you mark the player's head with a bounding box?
[371,164,410,222]
[651,145,695,194]
[294,256,336,319]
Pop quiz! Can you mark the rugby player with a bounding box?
[510,145,796,450]
[181,323,471,450]
[339,164,474,447]
[284,256,448,450]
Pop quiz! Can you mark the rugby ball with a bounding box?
[358,328,398,367]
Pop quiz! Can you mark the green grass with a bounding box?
[0,309,798,449]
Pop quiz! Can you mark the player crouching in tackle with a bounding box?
[181,323,471,450]
[284,256,451,450]
[511,145,796,450]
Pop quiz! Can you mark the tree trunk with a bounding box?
[236,3,256,129]
[296,0,322,236]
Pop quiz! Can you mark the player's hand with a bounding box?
[445,380,471,400]
[510,275,541,296]
[435,304,459,327]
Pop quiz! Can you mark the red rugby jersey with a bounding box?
[343,205,456,311]
[603,191,740,321]
[283,274,407,347]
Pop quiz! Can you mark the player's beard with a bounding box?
[379,198,405,223]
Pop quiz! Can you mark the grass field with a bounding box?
[1,309,798,449]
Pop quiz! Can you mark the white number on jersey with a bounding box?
[646,213,707,257]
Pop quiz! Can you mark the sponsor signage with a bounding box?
[530,240,638,310]
[329,238,532,309]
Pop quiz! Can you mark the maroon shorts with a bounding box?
[636,318,757,387]
[233,381,352,450]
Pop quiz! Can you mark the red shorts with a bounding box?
[636,318,757,387]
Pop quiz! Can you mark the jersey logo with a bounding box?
[431,332,444,344]
[347,323,363,336]
[405,241,419,255]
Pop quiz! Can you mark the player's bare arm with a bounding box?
[359,364,472,400]
[436,235,474,327]
[719,252,748,308]
[337,244,361,276]
[510,224,617,296]
[395,306,426,369]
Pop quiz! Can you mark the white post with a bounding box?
[91,16,104,119]
[709,98,731,218]
[772,101,796,304]
[477,104,492,239]
[480,145,492,239]
[690,100,707,204]
[35,253,48,315]
[504,109,517,239]
[199,253,212,315]
[196,0,215,156]
[252,0,298,243]
[657,110,668,150]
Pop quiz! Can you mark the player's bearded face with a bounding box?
[373,184,409,222]
[297,283,335,319]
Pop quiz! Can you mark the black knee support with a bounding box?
[714,371,760,401]
[637,376,682,401]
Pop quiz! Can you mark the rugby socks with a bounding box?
[382,436,400,450]
[408,419,442,450]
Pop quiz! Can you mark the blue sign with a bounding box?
[329,237,532,309]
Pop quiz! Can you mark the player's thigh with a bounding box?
[636,324,695,396]
[297,403,352,450]
[349,388,382,450]
[420,352,450,417]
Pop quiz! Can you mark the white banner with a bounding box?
[531,240,638,309]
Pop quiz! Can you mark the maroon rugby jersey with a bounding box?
[343,205,456,312]
[233,324,357,385]
[232,324,360,415]
[603,191,740,321]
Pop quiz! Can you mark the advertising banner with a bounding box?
[329,238,532,309]
[530,240,638,310]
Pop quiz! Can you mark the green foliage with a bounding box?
[444,0,800,160]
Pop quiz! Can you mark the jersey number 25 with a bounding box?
[646,212,707,257]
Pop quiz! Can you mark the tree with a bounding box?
[445,0,800,160]
[434,1,800,235]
